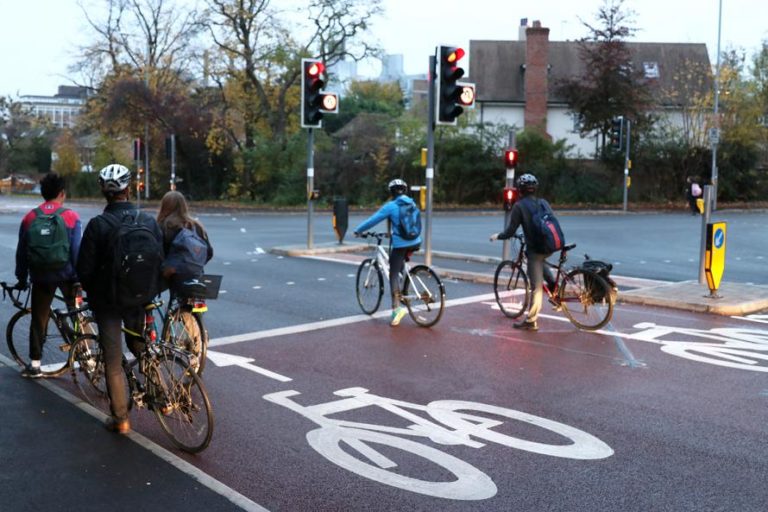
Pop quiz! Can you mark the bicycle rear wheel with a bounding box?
[493,261,529,319]
[162,307,207,375]
[356,258,384,314]
[559,269,614,331]
[7,309,70,377]
[69,334,109,413]
[148,349,214,453]
[402,265,445,328]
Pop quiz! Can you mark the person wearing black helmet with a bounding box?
[489,173,556,331]
[76,164,164,434]
[353,178,422,326]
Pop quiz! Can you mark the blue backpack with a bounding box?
[397,200,421,241]
[524,198,565,254]
[164,227,208,279]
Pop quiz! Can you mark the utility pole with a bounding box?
[425,54,436,267]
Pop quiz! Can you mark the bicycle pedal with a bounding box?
[59,343,71,352]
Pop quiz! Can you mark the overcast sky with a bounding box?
[1,0,766,97]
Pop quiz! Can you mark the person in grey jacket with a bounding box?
[490,173,555,331]
[354,179,422,326]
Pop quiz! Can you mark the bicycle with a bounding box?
[157,279,211,375]
[493,233,616,331]
[2,281,95,377]
[355,232,445,327]
[68,298,214,453]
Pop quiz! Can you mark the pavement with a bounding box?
[270,241,768,317]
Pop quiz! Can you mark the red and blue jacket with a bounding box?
[15,201,82,285]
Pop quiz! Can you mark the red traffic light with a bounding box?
[446,47,465,64]
[504,149,519,168]
[502,187,518,210]
[307,61,325,78]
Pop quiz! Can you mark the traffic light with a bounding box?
[504,149,519,169]
[436,46,472,125]
[301,59,339,128]
[610,117,624,149]
[503,187,517,211]
[136,167,145,192]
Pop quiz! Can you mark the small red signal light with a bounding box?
[447,47,465,63]
[307,61,325,77]
[504,149,518,169]
[503,187,517,210]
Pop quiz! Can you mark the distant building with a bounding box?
[469,20,712,157]
[18,85,90,128]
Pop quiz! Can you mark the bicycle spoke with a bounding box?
[559,270,613,331]
[403,266,445,327]
[356,258,384,315]
[494,261,529,319]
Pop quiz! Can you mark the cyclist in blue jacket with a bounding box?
[354,179,422,326]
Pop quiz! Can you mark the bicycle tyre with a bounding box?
[402,265,445,328]
[7,308,70,377]
[162,307,207,375]
[493,260,529,319]
[559,269,614,331]
[149,349,214,453]
[69,334,110,413]
[356,258,384,315]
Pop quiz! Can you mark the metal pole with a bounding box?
[306,128,314,249]
[622,119,631,212]
[144,37,150,200]
[698,185,713,284]
[711,0,722,211]
[502,131,516,261]
[425,54,436,267]
[170,134,176,191]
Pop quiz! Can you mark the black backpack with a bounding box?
[105,210,163,307]
[524,198,565,254]
[397,200,421,241]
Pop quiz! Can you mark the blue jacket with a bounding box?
[354,195,422,249]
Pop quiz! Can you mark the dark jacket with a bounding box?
[15,201,82,285]
[76,201,163,306]
[497,195,553,255]
[159,221,214,265]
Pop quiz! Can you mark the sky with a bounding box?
[1,0,767,97]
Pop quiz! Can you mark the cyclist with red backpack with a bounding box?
[76,164,164,434]
[14,172,82,378]
[353,179,422,326]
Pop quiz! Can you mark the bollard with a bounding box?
[332,197,349,244]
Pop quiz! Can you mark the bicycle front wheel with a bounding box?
[559,269,614,331]
[402,265,445,328]
[162,308,207,375]
[69,334,109,413]
[356,258,384,314]
[148,349,214,453]
[7,309,70,377]
[493,261,529,319]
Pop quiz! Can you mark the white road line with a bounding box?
[209,292,498,348]
[0,353,269,512]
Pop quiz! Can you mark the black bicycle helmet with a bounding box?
[98,164,131,193]
[388,178,408,196]
[516,173,538,194]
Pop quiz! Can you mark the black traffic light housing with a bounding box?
[436,46,472,126]
[610,116,624,150]
[301,59,339,128]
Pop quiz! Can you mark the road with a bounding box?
[1,197,767,511]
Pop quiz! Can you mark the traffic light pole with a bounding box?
[502,132,516,261]
[169,134,176,191]
[424,55,436,267]
[622,119,631,212]
[307,128,315,249]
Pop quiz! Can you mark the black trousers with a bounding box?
[29,281,76,361]
[390,245,419,308]
[93,306,145,422]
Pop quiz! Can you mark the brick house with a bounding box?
[468,20,712,157]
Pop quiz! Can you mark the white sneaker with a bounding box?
[390,307,408,326]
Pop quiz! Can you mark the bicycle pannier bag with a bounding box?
[27,207,70,271]
[582,259,618,304]
[397,200,422,241]
[524,199,565,254]
[107,211,162,307]
[164,227,208,279]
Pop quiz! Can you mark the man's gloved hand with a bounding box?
[489,233,499,242]
[14,282,29,291]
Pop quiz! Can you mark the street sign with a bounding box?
[705,221,726,293]
[708,127,720,145]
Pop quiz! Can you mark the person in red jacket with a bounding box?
[14,172,82,378]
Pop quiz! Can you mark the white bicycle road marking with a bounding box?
[263,387,613,500]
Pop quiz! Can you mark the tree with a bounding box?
[322,79,404,133]
[52,130,81,176]
[555,0,652,153]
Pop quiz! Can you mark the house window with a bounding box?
[643,62,660,79]
[572,113,583,132]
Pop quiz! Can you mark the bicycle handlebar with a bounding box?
[1,281,27,309]
[357,232,390,240]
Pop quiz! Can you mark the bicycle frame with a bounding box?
[364,234,431,306]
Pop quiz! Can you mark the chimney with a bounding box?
[524,20,550,136]
[519,18,528,41]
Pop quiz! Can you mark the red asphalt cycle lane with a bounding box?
[50,298,768,511]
